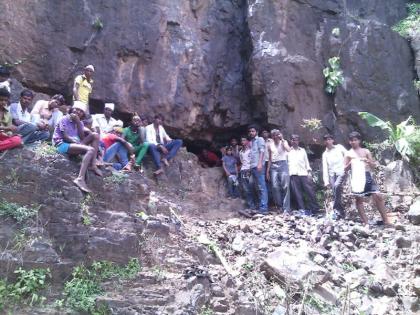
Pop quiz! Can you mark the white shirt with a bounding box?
[268,140,288,162]
[0,80,11,93]
[239,148,251,171]
[10,102,31,123]
[92,114,122,137]
[322,144,347,185]
[287,147,311,176]
[145,123,171,145]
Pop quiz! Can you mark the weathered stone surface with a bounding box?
[408,198,420,225]
[383,160,419,195]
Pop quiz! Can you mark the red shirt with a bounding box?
[199,151,221,167]
[102,133,118,150]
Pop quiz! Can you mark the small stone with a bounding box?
[395,236,412,248]
[352,226,370,238]
[368,281,384,297]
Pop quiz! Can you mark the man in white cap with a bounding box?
[73,65,94,108]
[52,101,102,193]
[92,102,123,138]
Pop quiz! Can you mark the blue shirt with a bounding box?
[222,155,237,175]
[250,136,265,168]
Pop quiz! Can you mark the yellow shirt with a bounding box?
[74,75,93,104]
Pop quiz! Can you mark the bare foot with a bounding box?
[122,162,133,172]
[89,167,103,177]
[73,178,91,193]
[154,168,164,175]
[162,158,170,167]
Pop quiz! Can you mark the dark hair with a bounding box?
[0,66,10,77]
[20,89,34,98]
[154,114,164,120]
[240,135,249,141]
[291,134,300,140]
[0,87,10,98]
[348,131,362,140]
[323,133,334,140]
[226,146,233,151]
[248,124,258,132]
[51,94,66,105]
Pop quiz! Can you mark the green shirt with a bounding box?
[123,126,140,146]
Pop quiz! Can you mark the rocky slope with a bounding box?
[0,146,419,314]
[0,0,418,143]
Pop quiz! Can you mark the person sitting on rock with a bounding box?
[239,136,255,211]
[198,148,221,167]
[92,103,123,138]
[123,115,149,170]
[52,101,102,193]
[103,127,135,171]
[30,94,66,131]
[222,146,240,198]
[0,88,22,151]
[145,114,183,175]
[344,131,391,225]
[288,134,320,216]
[10,89,50,144]
[73,65,94,111]
[266,129,291,214]
[322,133,347,219]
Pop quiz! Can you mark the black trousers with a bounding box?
[290,175,320,211]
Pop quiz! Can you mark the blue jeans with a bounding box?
[148,139,183,169]
[240,170,255,209]
[227,175,239,198]
[17,123,50,144]
[251,166,268,212]
[270,161,290,212]
[329,173,346,215]
[103,142,129,170]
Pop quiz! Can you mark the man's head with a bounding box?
[153,114,163,126]
[240,136,249,148]
[348,131,362,148]
[47,99,60,111]
[290,134,300,148]
[83,114,93,128]
[0,66,10,82]
[51,94,66,106]
[132,115,142,127]
[84,65,95,80]
[20,89,34,108]
[72,101,87,119]
[271,129,283,141]
[141,115,150,126]
[262,129,270,140]
[323,133,334,148]
[104,103,114,118]
[226,146,233,156]
[248,124,258,139]
[0,87,10,108]
[230,138,238,147]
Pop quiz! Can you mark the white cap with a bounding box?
[104,103,115,111]
[73,101,87,114]
[85,65,95,72]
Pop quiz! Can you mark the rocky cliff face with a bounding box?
[0,0,418,142]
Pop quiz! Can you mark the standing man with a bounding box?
[145,114,183,175]
[248,125,268,214]
[92,103,123,138]
[322,134,347,219]
[10,89,50,144]
[239,136,255,212]
[73,65,94,110]
[288,134,320,215]
[266,129,291,213]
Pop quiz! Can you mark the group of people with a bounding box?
[219,126,390,225]
[0,65,183,193]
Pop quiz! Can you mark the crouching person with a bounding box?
[103,127,134,171]
[52,101,101,193]
[0,88,22,151]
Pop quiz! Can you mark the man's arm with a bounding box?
[322,152,329,187]
[282,139,291,152]
[266,145,272,179]
[365,149,377,168]
[161,126,172,143]
[222,159,230,177]
[10,104,25,126]
[256,138,265,172]
[303,150,312,173]
[73,77,80,101]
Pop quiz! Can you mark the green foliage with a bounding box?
[62,259,141,313]
[104,172,127,185]
[92,17,104,30]
[199,306,214,315]
[0,200,39,223]
[359,112,420,162]
[301,118,322,132]
[323,57,344,94]
[0,268,50,311]
[392,3,420,38]
[33,142,57,158]
[414,80,420,92]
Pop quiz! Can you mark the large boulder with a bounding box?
[383,160,419,195]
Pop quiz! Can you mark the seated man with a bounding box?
[103,127,135,171]
[0,88,22,151]
[198,148,221,167]
[123,115,149,169]
[31,94,66,130]
[92,103,123,138]
[52,101,101,193]
[145,114,182,175]
[10,89,49,144]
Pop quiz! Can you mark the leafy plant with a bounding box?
[0,268,50,311]
[323,57,344,94]
[414,79,420,92]
[92,17,104,30]
[358,112,419,162]
[199,306,214,315]
[104,172,127,185]
[0,200,39,223]
[33,142,57,158]
[392,3,420,38]
[301,118,322,132]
